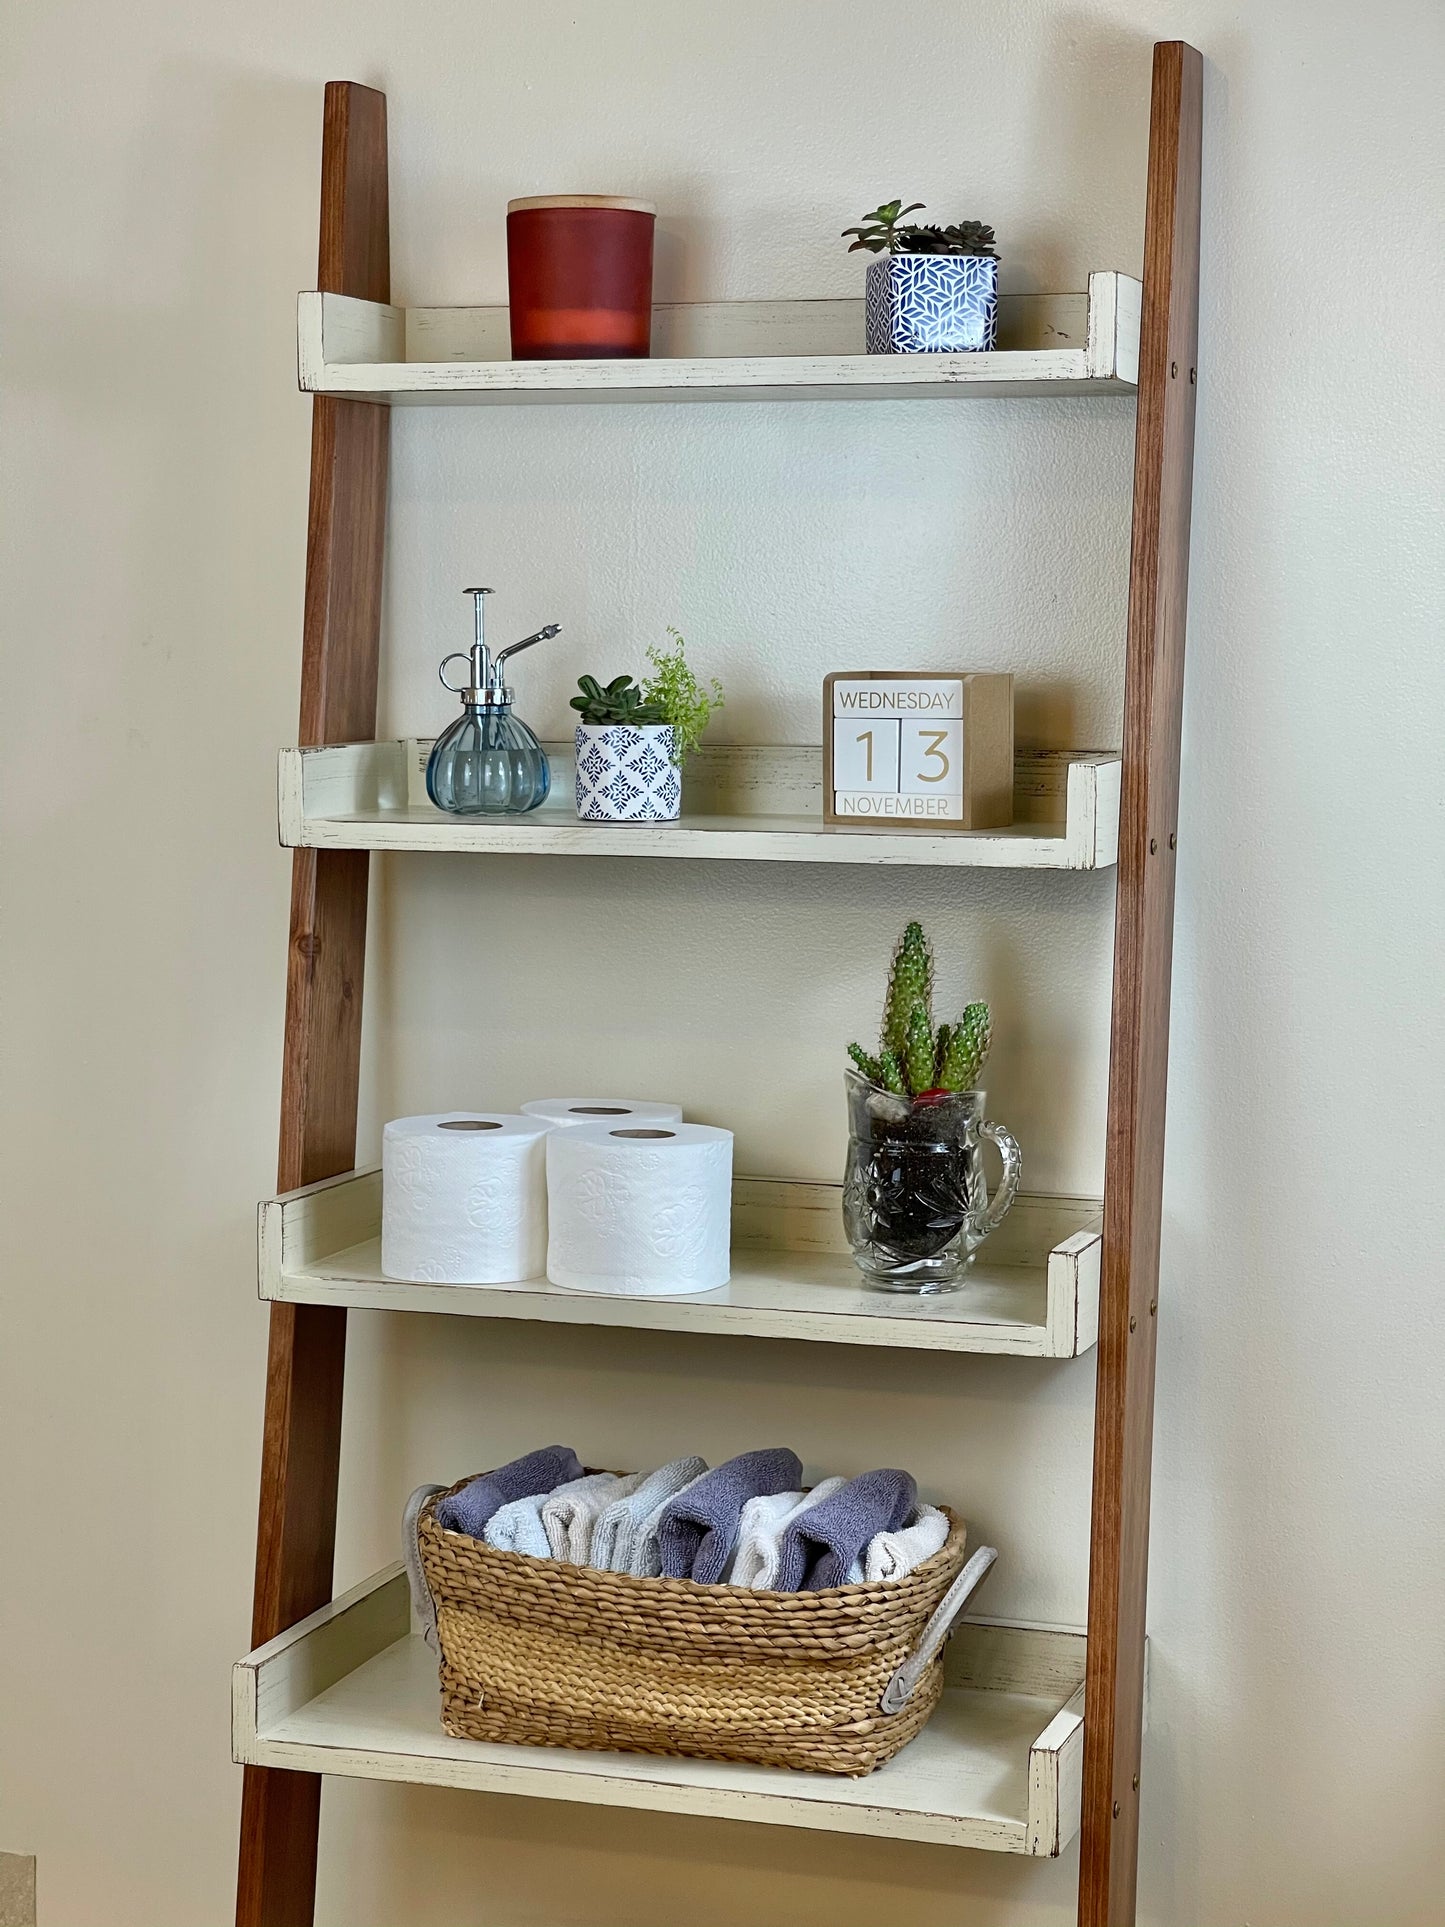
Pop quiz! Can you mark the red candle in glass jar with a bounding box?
[506,196,656,360]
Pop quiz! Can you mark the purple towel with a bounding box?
[657,1447,803,1584]
[775,1468,918,1592]
[434,1445,584,1539]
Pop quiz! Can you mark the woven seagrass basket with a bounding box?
[405,1473,997,1777]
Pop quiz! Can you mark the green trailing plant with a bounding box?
[847,921,992,1100]
[641,629,724,766]
[843,201,998,258]
[570,674,666,728]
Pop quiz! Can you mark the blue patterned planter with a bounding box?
[865,254,999,354]
[575,722,681,822]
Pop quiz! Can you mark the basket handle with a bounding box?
[879,1544,998,1714]
[403,1483,446,1652]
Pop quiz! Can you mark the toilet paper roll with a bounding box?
[381,1112,551,1285]
[546,1121,732,1297]
[522,1097,684,1130]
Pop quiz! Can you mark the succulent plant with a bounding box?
[843,202,997,259]
[896,220,997,257]
[842,198,926,253]
[847,921,991,1101]
[571,674,666,728]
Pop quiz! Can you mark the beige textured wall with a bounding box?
[3,3,1443,1924]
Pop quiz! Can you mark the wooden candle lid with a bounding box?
[507,195,655,215]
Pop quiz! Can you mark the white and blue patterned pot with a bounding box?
[574,722,681,822]
[865,254,1000,354]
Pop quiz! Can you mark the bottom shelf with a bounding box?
[233,1565,1089,1856]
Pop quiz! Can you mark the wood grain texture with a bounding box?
[238,79,390,1927]
[1080,41,1202,1927]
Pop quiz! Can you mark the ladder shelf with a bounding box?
[298,272,1139,404]
[237,43,1201,1927]
[236,1565,1107,1858]
[260,1169,1103,1359]
[280,741,1121,870]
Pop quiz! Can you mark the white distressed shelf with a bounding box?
[259,1170,1101,1358]
[278,741,1121,871]
[296,274,1139,405]
[233,1564,1093,1855]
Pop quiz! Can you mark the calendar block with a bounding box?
[831,717,901,792]
[900,720,964,798]
[823,671,1014,829]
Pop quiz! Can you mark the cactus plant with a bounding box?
[938,1000,991,1093]
[904,1004,937,1099]
[881,921,933,1059]
[848,921,991,1100]
[847,1041,884,1085]
[844,925,1010,1282]
[877,1048,907,1097]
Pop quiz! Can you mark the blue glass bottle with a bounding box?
[426,587,558,815]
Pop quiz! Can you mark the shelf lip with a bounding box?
[278,742,1121,872]
[258,1170,1102,1359]
[296,273,1140,403]
[232,1564,1090,1855]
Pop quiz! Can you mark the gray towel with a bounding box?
[657,1447,802,1584]
[592,1456,709,1573]
[775,1468,918,1592]
[731,1477,847,1588]
[434,1445,584,1539]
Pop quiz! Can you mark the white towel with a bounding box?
[542,1470,646,1563]
[591,1457,709,1573]
[732,1477,848,1589]
[863,1503,951,1583]
[481,1490,552,1559]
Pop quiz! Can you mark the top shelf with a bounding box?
[297,272,1140,405]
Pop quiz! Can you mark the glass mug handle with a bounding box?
[970,1119,1022,1242]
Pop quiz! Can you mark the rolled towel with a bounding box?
[628,1465,712,1578]
[591,1457,709,1573]
[543,1469,647,1563]
[775,1467,918,1592]
[434,1445,583,1539]
[864,1503,952,1583]
[730,1477,848,1589]
[657,1447,803,1585]
[482,1490,553,1559]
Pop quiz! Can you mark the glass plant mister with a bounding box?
[426,586,559,815]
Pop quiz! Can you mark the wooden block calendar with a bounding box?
[823,671,1014,829]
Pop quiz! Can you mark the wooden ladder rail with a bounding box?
[1080,39,1202,1927]
[236,81,390,1927]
